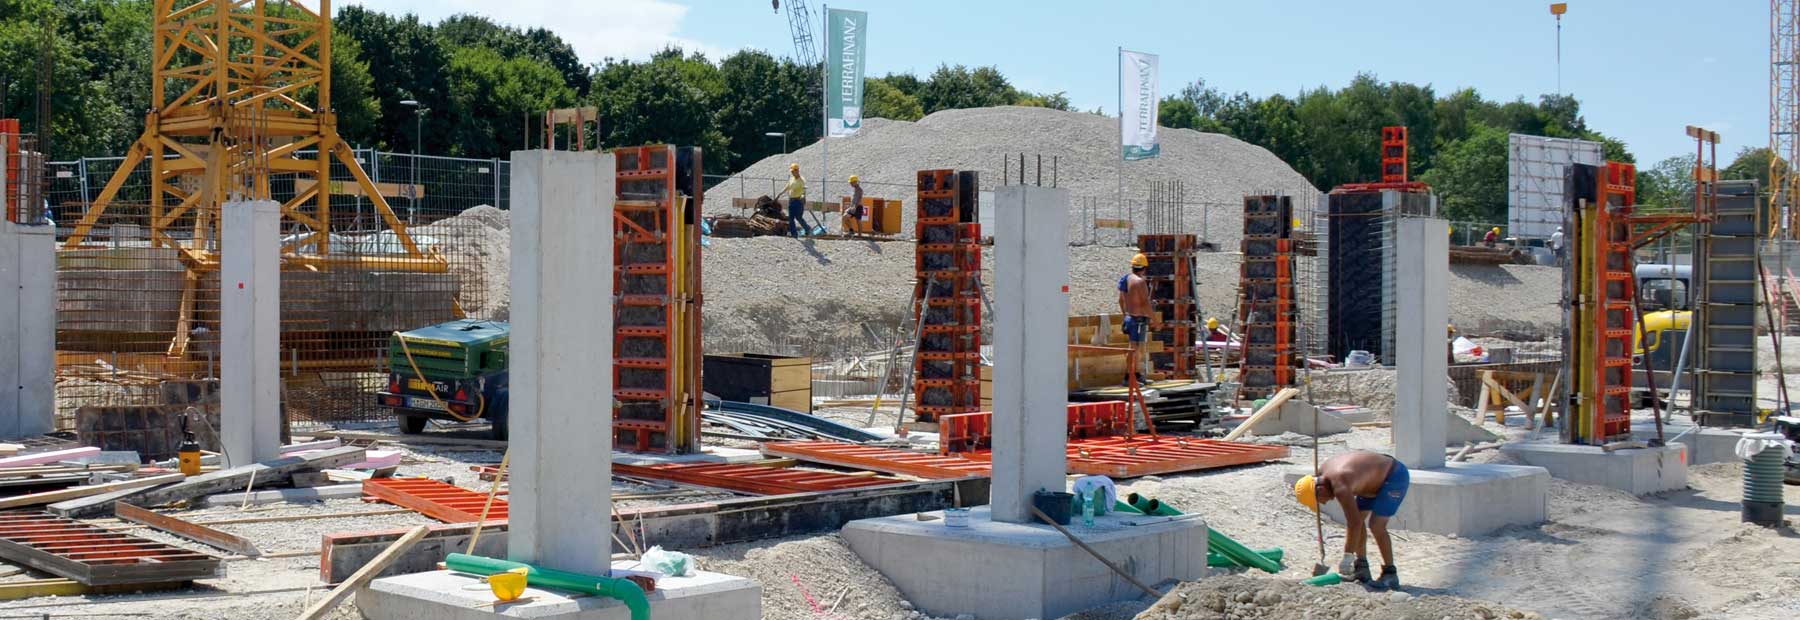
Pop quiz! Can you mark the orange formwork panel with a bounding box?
[0,510,223,585]
[611,144,704,453]
[612,462,901,496]
[363,477,508,523]
[761,441,994,479]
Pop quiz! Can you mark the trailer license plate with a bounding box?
[407,397,447,411]
[407,379,435,392]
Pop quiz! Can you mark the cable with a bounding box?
[393,332,486,423]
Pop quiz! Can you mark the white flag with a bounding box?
[1119,49,1160,161]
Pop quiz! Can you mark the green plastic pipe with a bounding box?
[1126,495,1283,574]
[1303,572,1343,586]
[1207,548,1283,567]
[446,553,649,620]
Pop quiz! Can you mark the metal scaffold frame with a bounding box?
[1772,0,1798,238]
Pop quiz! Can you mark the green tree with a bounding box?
[1016,91,1071,111]
[327,31,381,147]
[437,14,589,95]
[445,47,574,157]
[1637,154,1697,213]
[592,50,730,173]
[919,64,1017,113]
[1418,123,1509,223]
[1722,146,1781,189]
[335,6,451,152]
[863,77,922,121]
[715,49,818,171]
[1158,97,1201,130]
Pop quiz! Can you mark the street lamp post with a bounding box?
[400,99,426,224]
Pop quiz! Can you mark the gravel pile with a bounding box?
[702,106,1321,247]
[694,535,939,620]
[1136,576,1535,620]
[414,205,512,320]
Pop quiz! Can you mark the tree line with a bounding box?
[4,1,1768,225]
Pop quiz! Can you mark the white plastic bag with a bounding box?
[641,545,693,577]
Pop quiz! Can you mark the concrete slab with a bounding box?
[1633,423,1751,465]
[1284,462,1548,537]
[198,483,364,507]
[1250,400,1352,437]
[612,447,762,466]
[842,506,1205,620]
[357,566,760,620]
[1446,413,1500,444]
[1500,442,1688,495]
[1321,406,1378,424]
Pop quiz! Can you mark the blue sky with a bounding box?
[347,0,1767,166]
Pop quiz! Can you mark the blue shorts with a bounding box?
[1122,315,1149,343]
[1354,459,1410,518]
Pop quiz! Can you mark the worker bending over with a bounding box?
[773,163,808,238]
[843,175,865,237]
[1295,450,1409,590]
[1117,253,1161,381]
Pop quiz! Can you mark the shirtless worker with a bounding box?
[1117,253,1162,381]
[1293,450,1410,590]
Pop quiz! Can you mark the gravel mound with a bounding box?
[694,535,934,620]
[703,106,1321,247]
[1137,576,1535,620]
[413,205,512,320]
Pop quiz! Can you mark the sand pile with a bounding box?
[412,205,511,320]
[694,535,934,620]
[703,106,1320,247]
[1136,576,1535,620]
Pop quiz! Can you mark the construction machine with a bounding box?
[377,320,512,440]
[1632,263,1691,395]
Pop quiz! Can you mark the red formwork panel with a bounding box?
[363,477,508,523]
[0,510,223,586]
[613,462,901,495]
[761,441,993,479]
[611,144,704,453]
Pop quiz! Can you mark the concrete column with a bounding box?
[220,200,281,465]
[0,221,53,439]
[1394,216,1449,469]
[507,150,615,574]
[991,185,1070,523]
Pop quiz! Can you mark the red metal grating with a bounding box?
[363,477,508,523]
[0,510,222,585]
[768,437,1288,480]
[761,441,993,479]
[612,462,901,496]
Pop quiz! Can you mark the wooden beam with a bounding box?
[297,525,430,620]
[116,502,261,557]
[0,473,184,510]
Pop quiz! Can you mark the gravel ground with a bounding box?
[703,106,1320,250]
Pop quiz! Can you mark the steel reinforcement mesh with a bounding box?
[44,150,510,430]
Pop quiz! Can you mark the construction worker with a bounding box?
[1204,317,1229,342]
[843,175,866,237]
[1549,226,1565,264]
[772,163,808,238]
[1294,450,1410,591]
[1483,226,1501,247]
[1117,253,1162,380]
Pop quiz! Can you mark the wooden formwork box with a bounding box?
[702,353,813,413]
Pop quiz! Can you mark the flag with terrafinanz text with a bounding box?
[827,8,869,137]
[1120,49,1160,160]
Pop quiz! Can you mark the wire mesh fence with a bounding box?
[44,149,511,430]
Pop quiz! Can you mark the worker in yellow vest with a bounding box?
[772,163,807,238]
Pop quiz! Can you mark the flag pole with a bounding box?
[820,4,830,234]
[1117,47,1124,232]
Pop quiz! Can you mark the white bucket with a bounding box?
[943,507,970,528]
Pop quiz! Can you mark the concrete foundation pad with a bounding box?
[1632,423,1750,465]
[1500,442,1688,495]
[1284,462,1548,536]
[198,483,363,507]
[842,506,1206,620]
[1445,414,1500,444]
[1250,401,1352,437]
[357,567,761,620]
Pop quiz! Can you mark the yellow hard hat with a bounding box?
[1294,475,1319,511]
[1130,253,1149,268]
[1206,317,1220,331]
[789,163,800,171]
[488,567,529,601]
[848,175,860,183]
[1491,226,1501,233]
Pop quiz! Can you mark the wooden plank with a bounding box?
[1094,218,1131,229]
[0,447,101,469]
[1473,371,1493,423]
[50,446,365,517]
[768,364,812,393]
[0,577,188,601]
[311,430,509,449]
[297,525,430,620]
[116,503,261,557]
[0,473,184,510]
[1222,388,1298,441]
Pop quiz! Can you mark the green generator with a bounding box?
[377,319,512,440]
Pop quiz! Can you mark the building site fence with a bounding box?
[44,150,511,430]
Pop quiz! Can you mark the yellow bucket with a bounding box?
[488,568,529,601]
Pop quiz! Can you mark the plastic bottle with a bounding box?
[1081,491,1096,526]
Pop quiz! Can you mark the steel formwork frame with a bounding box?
[912,169,982,423]
[1138,234,1198,378]
[59,0,423,265]
[1236,196,1298,399]
[1380,126,1409,184]
[1567,162,1638,445]
[612,145,704,453]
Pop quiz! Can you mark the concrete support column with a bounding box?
[220,200,281,465]
[507,150,615,574]
[1394,216,1449,469]
[991,185,1070,523]
[0,221,53,439]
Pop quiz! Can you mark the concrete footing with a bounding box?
[1249,400,1352,437]
[842,506,1206,620]
[358,567,760,620]
[1500,442,1688,495]
[1284,462,1548,536]
[1633,424,1750,465]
